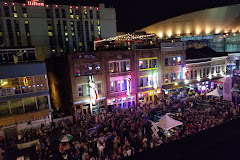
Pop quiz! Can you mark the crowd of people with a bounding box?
[1,92,240,160]
[55,94,240,160]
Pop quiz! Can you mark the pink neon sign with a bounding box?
[27,0,44,6]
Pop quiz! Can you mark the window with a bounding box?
[139,60,143,69]
[171,57,176,66]
[84,65,88,75]
[12,6,17,17]
[211,67,214,74]
[178,72,181,81]
[96,83,102,94]
[110,81,115,92]
[143,60,148,69]
[90,10,93,19]
[126,61,130,71]
[165,73,169,83]
[0,101,10,117]
[75,64,80,76]
[88,64,92,74]
[216,66,220,73]
[95,64,100,74]
[62,9,66,18]
[177,56,181,65]
[46,8,51,18]
[200,69,202,78]
[153,59,157,68]
[70,9,74,18]
[117,81,121,91]
[109,63,114,72]
[207,68,209,76]
[78,85,83,96]
[203,68,206,77]
[109,60,130,73]
[4,6,10,17]
[190,70,193,79]
[96,11,100,19]
[86,85,90,96]
[76,10,80,19]
[10,99,24,115]
[22,7,27,17]
[84,10,88,19]
[55,8,60,18]
[140,77,143,87]
[194,70,197,79]
[145,76,149,87]
[165,58,169,66]
[221,66,224,73]
[171,73,176,82]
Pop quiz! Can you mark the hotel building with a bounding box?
[0,47,51,139]
[0,0,117,60]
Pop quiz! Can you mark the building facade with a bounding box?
[68,52,107,120]
[160,42,186,95]
[0,48,51,139]
[0,0,117,60]
[104,50,137,109]
[185,56,226,93]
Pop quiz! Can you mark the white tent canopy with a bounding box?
[206,88,223,97]
[156,114,183,131]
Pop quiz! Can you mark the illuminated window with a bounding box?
[110,81,115,92]
[48,32,53,36]
[23,13,27,18]
[143,60,148,69]
[88,64,92,74]
[97,21,100,26]
[24,20,28,24]
[85,85,90,96]
[177,56,181,65]
[117,81,121,91]
[79,42,82,46]
[109,62,114,73]
[139,60,143,69]
[13,13,17,17]
[65,38,68,41]
[171,73,176,82]
[48,26,52,30]
[178,72,181,81]
[98,31,101,36]
[0,32,2,37]
[72,32,75,36]
[70,15,74,19]
[95,64,100,74]
[83,10,88,19]
[171,57,176,66]
[65,32,68,36]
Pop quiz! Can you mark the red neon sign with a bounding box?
[27,0,44,6]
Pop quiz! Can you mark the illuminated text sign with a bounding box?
[27,0,44,6]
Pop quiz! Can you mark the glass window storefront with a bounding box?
[37,96,49,111]
[10,99,24,115]
[24,97,37,113]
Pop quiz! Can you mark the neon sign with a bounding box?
[27,0,44,6]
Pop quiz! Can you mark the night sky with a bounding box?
[18,0,240,32]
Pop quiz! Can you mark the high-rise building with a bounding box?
[0,0,117,60]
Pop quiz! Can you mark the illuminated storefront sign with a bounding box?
[126,78,131,96]
[180,35,213,41]
[89,76,98,105]
[27,0,44,6]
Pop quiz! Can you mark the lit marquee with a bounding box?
[27,0,44,6]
